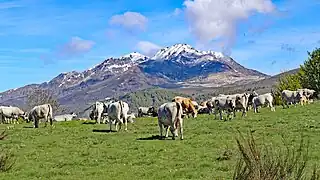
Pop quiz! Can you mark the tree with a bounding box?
[300,48,320,94]
[26,89,65,114]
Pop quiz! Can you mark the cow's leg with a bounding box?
[178,118,183,140]
[123,116,128,131]
[34,118,39,128]
[158,122,164,138]
[219,110,223,120]
[165,125,170,138]
[109,119,112,132]
[49,117,53,126]
[97,114,101,124]
[170,125,176,140]
[242,108,247,117]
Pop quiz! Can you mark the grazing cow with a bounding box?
[252,93,275,113]
[54,112,77,122]
[214,97,236,120]
[127,113,136,123]
[107,101,129,131]
[191,101,199,110]
[27,104,53,128]
[0,106,25,124]
[281,90,303,108]
[158,102,184,140]
[138,106,155,117]
[172,96,197,118]
[197,105,210,114]
[297,88,316,102]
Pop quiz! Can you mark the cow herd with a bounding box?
[0,88,316,140]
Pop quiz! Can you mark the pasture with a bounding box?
[1,103,320,180]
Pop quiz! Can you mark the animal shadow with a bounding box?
[23,126,34,129]
[92,129,117,133]
[136,135,170,140]
[82,121,96,125]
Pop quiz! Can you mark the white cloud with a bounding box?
[173,8,182,16]
[58,37,95,56]
[183,0,275,54]
[109,12,148,31]
[136,41,162,57]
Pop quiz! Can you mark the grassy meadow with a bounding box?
[1,103,320,180]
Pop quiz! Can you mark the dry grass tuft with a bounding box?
[233,130,319,180]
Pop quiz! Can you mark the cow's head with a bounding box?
[70,112,77,118]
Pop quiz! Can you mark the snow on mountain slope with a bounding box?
[0,43,268,113]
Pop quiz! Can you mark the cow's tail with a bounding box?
[119,101,124,122]
[176,102,182,119]
[47,104,53,124]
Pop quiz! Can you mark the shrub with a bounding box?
[233,131,319,180]
[0,131,15,172]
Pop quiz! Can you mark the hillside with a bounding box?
[1,101,320,179]
[0,43,269,115]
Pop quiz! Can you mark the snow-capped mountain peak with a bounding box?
[121,52,148,61]
[151,43,225,60]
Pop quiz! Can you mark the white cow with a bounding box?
[158,102,184,140]
[27,104,53,128]
[213,97,236,120]
[0,106,25,124]
[92,100,114,124]
[138,106,155,117]
[281,90,303,108]
[107,101,129,131]
[252,93,275,113]
[54,113,77,122]
[127,113,136,123]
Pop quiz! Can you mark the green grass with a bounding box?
[1,103,320,180]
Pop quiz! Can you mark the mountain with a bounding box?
[0,43,269,115]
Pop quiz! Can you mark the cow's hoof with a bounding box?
[172,137,175,140]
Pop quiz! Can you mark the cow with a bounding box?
[197,105,210,114]
[91,100,114,124]
[233,94,248,117]
[54,112,77,122]
[252,93,275,113]
[213,97,236,120]
[27,104,53,128]
[297,88,316,102]
[0,106,25,124]
[127,113,136,123]
[247,91,259,111]
[172,96,197,118]
[157,102,184,140]
[281,90,303,108]
[191,101,199,110]
[107,101,129,132]
[138,106,155,117]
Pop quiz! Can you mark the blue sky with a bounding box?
[0,0,319,92]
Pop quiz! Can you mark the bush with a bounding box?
[233,131,319,180]
[0,131,15,172]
